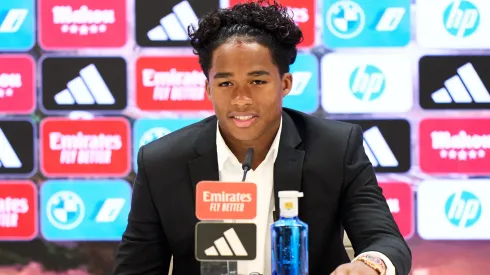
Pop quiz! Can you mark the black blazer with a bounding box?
[114,108,411,275]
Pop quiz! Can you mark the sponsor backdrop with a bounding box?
[0,0,489,274]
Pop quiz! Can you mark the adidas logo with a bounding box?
[147,0,198,41]
[0,9,28,33]
[203,228,248,257]
[431,62,490,104]
[54,64,115,105]
[0,128,22,168]
[362,126,399,167]
[289,71,312,96]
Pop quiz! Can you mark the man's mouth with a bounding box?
[230,115,257,128]
[233,115,254,121]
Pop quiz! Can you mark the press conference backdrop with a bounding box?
[0,0,489,274]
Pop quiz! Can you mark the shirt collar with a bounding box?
[216,118,283,171]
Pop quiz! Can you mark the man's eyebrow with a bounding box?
[248,70,270,76]
[213,72,233,79]
[213,70,270,79]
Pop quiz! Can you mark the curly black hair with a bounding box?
[188,0,303,78]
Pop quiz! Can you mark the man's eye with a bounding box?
[252,80,267,85]
[218,82,232,87]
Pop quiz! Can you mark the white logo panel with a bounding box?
[321,53,412,113]
[0,128,22,168]
[147,0,198,41]
[417,179,490,240]
[54,64,115,105]
[204,228,248,257]
[362,126,398,167]
[94,198,126,223]
[417,0,490,49]
[289,71,312,96]
[376,7,406,31]
[432,62,490,103]
[0,9,28,33]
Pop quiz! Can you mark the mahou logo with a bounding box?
[0,181,37,241]
[379,182,413,239]
[0,55,35,114]
[40,117,131,177]
[136,56,212,111]
[228,0,315,47]
[39,0,127,49]
[420,118,490,174]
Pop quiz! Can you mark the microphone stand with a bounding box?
[226,148,254,275]
[200,148,255,275]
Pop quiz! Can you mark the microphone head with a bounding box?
[242,148,254,170]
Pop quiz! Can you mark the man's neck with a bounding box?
[220,119,281,170]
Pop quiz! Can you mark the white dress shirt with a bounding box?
[215,119,396,275]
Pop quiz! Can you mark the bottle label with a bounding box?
[284,201,293,210]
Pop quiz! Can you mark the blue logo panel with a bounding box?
[0,0,35,51]
[323,0,410,48]
[40,180,132,241]
[283,53,319,113]
[133,118,200,171]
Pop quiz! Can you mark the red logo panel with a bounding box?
[420,118,490,174]
[228,0,315,47]
[136,56,213,111]
[0,55,35,114]
[39,0,127,49]
[196,181,257,220]
[379,182,413,239]
[40,117,131,177]
[0,181,37,240]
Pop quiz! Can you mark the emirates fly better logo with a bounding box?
[419,118,490,174]
[40,118,131,177]
[39,0,127,49]
[0,181,37,241]
[136,56,212,111]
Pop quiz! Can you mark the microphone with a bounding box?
[241,148,254,182]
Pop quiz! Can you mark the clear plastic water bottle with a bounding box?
[271,191,308,275]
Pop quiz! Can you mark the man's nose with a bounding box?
[231,86,253,106]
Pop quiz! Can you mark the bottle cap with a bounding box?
[278,191,304,198]
[278,191,304,218]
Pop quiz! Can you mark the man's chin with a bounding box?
[229,130,261,143]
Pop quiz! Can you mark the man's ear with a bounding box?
[281,72,293,98]
[205,79,212,100]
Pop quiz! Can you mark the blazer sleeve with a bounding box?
[113,146,172,275]
[340,124,412,275]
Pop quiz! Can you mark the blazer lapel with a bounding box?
[188,116,220,205]
[273,111,305,218]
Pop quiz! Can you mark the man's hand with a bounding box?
[330,261,380,275]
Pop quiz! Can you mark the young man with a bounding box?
[114,1,411,275]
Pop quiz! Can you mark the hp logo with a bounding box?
[445,191,481,228]
[349,65,385,101]
[443,0,480,37]
[326,0,365,39]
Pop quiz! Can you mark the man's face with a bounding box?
[206,40,292,142]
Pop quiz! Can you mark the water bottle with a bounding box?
[271,191,308,275]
